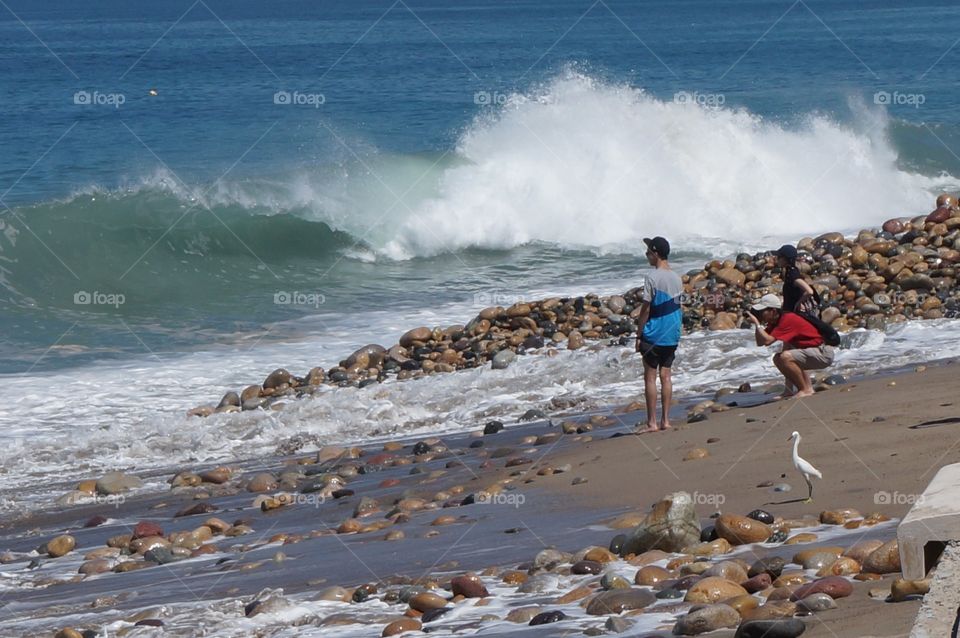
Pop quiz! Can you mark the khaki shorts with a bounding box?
[784,345,835,370]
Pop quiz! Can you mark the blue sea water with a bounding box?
[1,0,960,498]
[1,0,959,369]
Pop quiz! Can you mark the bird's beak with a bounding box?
[786,435,791,441]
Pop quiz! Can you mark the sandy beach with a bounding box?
[3,357,957,636]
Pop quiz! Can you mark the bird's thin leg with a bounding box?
[804,476,814,503]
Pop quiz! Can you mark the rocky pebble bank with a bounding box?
[190,195,960,417]
[7,406,935,637]
[32,485,927,637]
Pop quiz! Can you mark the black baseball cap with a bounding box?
[643,236,670,259]
[776,244,798,262]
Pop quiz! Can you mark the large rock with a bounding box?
[621,492,700,555]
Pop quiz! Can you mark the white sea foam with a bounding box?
[54,71,952,261]
[1,303,958,515]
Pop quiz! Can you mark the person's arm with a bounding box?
[745,312,777,346]
[795,277,815,297]
[634,302,650,351]
[634,276,653,351]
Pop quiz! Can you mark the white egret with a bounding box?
[788,431,822,502]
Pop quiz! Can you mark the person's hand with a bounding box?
[634,335,642,353]
[745,311,760,326]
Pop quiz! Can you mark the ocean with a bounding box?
[2,0,960,511]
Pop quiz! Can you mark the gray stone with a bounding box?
[491,349,516,370]
[674,604,740,635]
[95,472,143,495]
[518,573,559,593]
[605,616,634,633]
[796,593,837,613]
[621,492,700,555]
[585,589,655,615]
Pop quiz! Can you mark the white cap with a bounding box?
[751,293,783,311]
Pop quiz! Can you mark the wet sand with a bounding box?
[2,359,958,636]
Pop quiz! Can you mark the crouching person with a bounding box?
[746,293,835,399]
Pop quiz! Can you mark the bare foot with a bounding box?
[794,389,815,398]
[660,423,672,431]
[639,424,659,433]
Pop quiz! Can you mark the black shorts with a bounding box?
[638,340,677,369]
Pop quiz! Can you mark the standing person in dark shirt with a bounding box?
[776,244,819,314]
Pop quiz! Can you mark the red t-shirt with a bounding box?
[768,312,823,348]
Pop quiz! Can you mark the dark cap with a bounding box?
[643,236,670,259]
[776,244,798,262]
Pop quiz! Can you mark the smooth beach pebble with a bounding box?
[571,560,602,575]
[529,610,566,625]
[734,618,807,638]
[746,509,775,524]
[816,556,861,577]
[742,572,772,593]
[451,574,488,598]
[583,546,617,563]
[518,573,559,593]
[702,560,748,582]
[784,533,818,545]
[46,535,76,558]
[819,509,861,525]
[715,513,772,545]
[585,589,656,615]
[635,565,671,586]
[420,606,452,623]
[382,618,422,636]
[891,578,930,601]
[790,576,853,601]
[95,472,143,495]
[673,603,740,635]
[684,577,748,604]
[601,574,631,590]
[409,592,448,612]
[131,521,164,539]
[741,601,798,621]
[506,607,543,623]
[862,539,901,574]
[725,594,760,615]
[796,592,837,613]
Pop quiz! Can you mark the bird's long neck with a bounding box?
[792,436,800,457]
